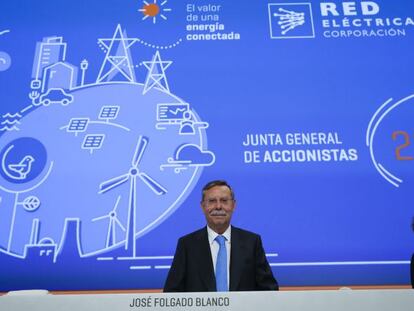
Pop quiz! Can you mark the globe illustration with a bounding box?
[0,80,212,257]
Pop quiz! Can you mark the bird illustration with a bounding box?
[7,155,35,180]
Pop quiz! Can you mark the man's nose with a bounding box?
[215,202,223,209]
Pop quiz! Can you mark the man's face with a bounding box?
[201,185,236,234]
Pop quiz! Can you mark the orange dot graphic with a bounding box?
[142,3,160,17]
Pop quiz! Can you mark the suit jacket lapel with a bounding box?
[194,227,216,291]
[230,226,243,291]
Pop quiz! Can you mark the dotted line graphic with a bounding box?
[136,37,183,50]
[97,38,183,52]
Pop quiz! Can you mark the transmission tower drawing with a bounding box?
[96,24,137,83]
[142,50,172,95]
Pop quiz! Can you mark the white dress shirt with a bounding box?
[207,225,231,289]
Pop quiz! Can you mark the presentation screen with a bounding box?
[0,0,413,290]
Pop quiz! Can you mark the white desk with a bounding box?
[0,289,413,311]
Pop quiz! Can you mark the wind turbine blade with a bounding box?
[111,219,116,246]
[99,174,130,194]
[115,218,126,232]
[106,221,112,248]
[113,195,121,212]
[132,135,149,167]
[92,215,110,222]
[138,172,167,195]
[125,176,137,253]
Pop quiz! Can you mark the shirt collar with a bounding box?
[207,225,231,245]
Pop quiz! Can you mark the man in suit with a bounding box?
[164,180,278,292]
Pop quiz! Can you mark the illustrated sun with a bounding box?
[139,0,172,24]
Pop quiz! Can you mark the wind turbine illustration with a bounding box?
[98,135,167,258]
[92,196,126,248]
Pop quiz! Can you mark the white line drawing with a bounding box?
[110,258,413,270]
[60,118,130,134]
[28,91,40,106]
[106,113,208,246]
[96,254,175,261]
[96,257,114,261]
[1,161,53,252]
[6,193,20,251]
[0,112,21,132]
[6,195,43,252]
[97,24,137,83]
[274,8,305,35]
[31,37,67,89]
[160,144,215,173]
[0,161,54,195]
[55,218,83,259]
[92,196,126,248]
[0,25,209,260]
[139,0,172,24]
[377,163,401,185]
[29,219,40,245]
[80,59,89,86]
[155,103,189,129]
[130,265,151,270]
[16,195,41,212]
[0,29,10,36]
[73,256,414,271]
[179,111,196,135]
[66,118,90,136]
[58,86,206,258]
[99,106,120,122]
[366,94,414,187]
[98,135,167,258]
[41,62,78,93]
[20,105,33,114]
[82,134,105,154]
[38,88,74,106]
[269,260,410,267]
[135,37,182,50]
[178,111,208,136]
[0,51,11,71]
[1,145,35,181]
[2,112,21,118]
[117,255,173,260]
[142,50,172,94]
[2,236,411,272]
[268,3,315,39]
[6,155,35,180]
[24,219,58,262]
[1,119,18,125]
[1,119,21,126]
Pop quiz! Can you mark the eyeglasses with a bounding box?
[203,198,234,206]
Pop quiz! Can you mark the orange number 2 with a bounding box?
[392,130,414,161]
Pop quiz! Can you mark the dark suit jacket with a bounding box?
[163,226,278,292]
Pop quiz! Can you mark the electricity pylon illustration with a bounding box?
[142,50,172,94]
[98,136,167,257]
[92,196,126,248]
[96,24,137,83]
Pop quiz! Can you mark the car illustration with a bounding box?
[39,88,74,106]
